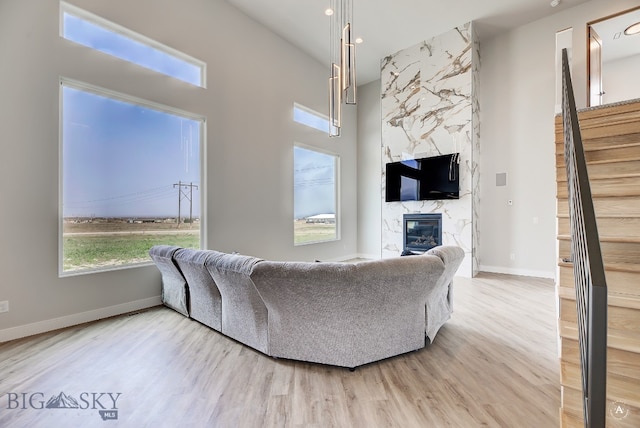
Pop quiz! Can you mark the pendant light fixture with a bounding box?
[328,0,356,137]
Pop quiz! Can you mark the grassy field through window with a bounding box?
[294,220,337,245]
[63,219,199,272]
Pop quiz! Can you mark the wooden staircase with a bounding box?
[555,100,640,427]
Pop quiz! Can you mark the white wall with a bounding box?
[357,80,382,259]
[0,0,358,339]
[479,0,640,278]
[603,53,640,105]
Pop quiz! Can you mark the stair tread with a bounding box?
[560,321,640,354]
[558,260,640,273]
[557,234,640,243]
[556,172,640,182]
[556,140,640,150]
[583,141,640,150]
[557,213,640,219]
[585,157,640,165]
[556,194,640,200]
[556,141,640,152]
[559,286,640,309]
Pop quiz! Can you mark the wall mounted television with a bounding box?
[385,153,460,202]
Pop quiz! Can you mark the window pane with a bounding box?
[61,82,202,274]
[293,104,330,133]
[61,3,204,87]
[294,146,337,245]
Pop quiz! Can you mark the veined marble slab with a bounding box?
[381,23,479,278]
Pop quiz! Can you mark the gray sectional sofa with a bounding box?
[149,245,464,368]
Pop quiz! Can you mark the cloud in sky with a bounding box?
[294,146,336,219]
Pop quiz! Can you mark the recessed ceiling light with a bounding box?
[355,37,363,44]
[325,8,334,16]
[624,22,640,36]
[550,0,560,7]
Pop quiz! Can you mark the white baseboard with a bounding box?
[0,296,162,343]
[324,253,360,262]
[356,253,381,260]
[479,265,555,280]
[331,253,382,262]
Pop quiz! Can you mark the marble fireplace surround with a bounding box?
[380,23,480,278]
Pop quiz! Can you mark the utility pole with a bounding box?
[173,181,199,226]
[175,181,182,226]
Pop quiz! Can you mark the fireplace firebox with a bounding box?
[403,213,442,253]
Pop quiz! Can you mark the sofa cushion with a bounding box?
[174,248,223,332]
[204,252,268,354]
[250,255,446,368]
[148,245,189,317]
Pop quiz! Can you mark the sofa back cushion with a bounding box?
[204,252,268,354]
[250,255,446,367]
[174,248,223,331]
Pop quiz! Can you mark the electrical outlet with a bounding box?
[510,253,516,261]
[0,301,8,313]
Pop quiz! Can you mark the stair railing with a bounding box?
[561,48,608,428]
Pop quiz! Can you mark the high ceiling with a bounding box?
[591,7,640,63]
[225,0,589,85]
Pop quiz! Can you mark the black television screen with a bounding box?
[385,153,460,202]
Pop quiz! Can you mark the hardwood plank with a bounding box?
[556,175,640,198]
[555,133,640,154]
[560,297,640,334]
[558,216,640,239]
[0,273,560,427]
[559,285,640,310]
[561,337,640,381]
[555,142,640,162]
[557,196,640,217]
[559,320,640,355]
[556,158,640,179]
[558,237,640,265]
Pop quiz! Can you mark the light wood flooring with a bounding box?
[0,273,560,427]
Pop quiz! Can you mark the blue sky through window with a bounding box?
[293,105,330,133]
[293,146,336,219]
[62,84,201,218]
[62,7,203,86]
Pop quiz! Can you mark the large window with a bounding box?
[293,145,339,245]
[60,2,205,87]
[60,80,204,275]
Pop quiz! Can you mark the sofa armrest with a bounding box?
[424,245,465,340]
[149,245,189,317]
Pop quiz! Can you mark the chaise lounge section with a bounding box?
[149,245,464,368]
